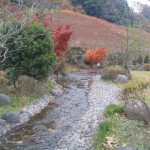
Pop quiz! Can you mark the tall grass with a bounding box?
[94,120,113,150]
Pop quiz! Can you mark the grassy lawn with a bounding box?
[112,116,150,150]
[94,71,150,150]
[66,65,80,73]
[94,104,150,150]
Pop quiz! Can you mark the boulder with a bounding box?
[51,88,61,97]
[130,65,137,71]
[0,119,6,127]
[116,147,137,150]
[116,74,128,83]
[0,94,11,106]
[1,112,20,124]
[138,66,145,71]
[125,100,150,125]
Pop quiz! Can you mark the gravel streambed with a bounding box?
[0,73,120,150]
[56,75,119,150]
[0,83,63,137]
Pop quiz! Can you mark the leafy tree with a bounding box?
[30,13,73,60]
[0,23,56,87]
[70,0,134,25]
[141,4,150,20]
[52,25,73,58]
[85,47,107,67]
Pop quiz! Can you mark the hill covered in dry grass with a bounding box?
[52,10,150,54]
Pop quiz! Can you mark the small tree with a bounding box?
[137,54,143,64]
[144,55,149,63]
[85,47,107,67]
[52,25,73,58]
[117,52,124,66]
[0,23,56,88]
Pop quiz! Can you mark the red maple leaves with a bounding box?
[29,13,73,60]
[52,25,73,57]
[85,47,107,65]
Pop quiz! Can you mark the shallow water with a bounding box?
[0,73,92,150]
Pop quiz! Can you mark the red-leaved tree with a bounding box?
[30,13,73,61]
[85,47,107,67]
[52,25,73,58]
[29,13,73,73]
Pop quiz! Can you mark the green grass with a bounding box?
[0,93,37,116]
[94,103,150,150]
[104,104,125,118]
[112,117,150,150]
[66,67,80,73]
[94,120,113,150]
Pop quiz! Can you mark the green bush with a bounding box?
[144,63,150,71]
[0,23,56,87]
[101,65,126,80]
[67,47,85,65]
[104,104,125,118]
[121,81,148,100]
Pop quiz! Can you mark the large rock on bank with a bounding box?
[116,74,128,83]
[1,112,20,124]
[0,94,11,106]
[125,100,150,125]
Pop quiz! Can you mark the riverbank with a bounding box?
[0,73,120,149]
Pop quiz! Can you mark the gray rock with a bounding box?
[116,147,137,150]
[130,65,137,71]
[0,119,6,126]
[138,66,145,71]
[125,100,150,125]
[116,74,128,83]
[0,94,11,106]
[51,88,63,97]
[1,112,20,123]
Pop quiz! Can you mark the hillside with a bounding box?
[52,10,150,54]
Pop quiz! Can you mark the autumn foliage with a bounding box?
[85,47,107,65]
[52,25,73,57]
[30,13,73,60]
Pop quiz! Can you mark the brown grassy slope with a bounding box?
[52,10,150,53]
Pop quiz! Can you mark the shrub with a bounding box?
[101,65,126,80]
[67,47,85,65]
[104,104,125,118]
[0,23,56,87]
[121,81,148,101]
[144,55,149,63]
[85,47,107,67]
[137,54,143,64]
[144,63,150,71]
[77,63,87,69]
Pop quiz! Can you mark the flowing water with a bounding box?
[0,73,92,150]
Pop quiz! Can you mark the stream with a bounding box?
[0,73,92,150]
